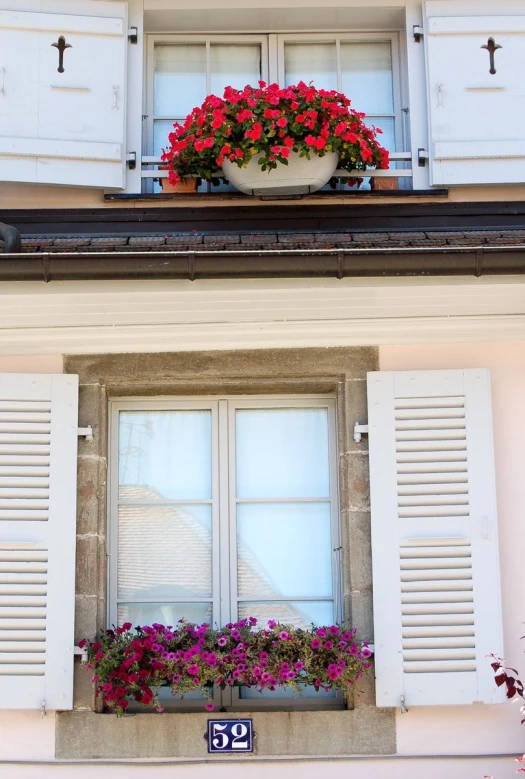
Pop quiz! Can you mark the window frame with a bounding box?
[144,29,408,177]
[108,394,343,711]
[276,31,406,154]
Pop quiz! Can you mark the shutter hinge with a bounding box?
[400,695,408,714]
[127,152,137,170]
[41,700,47,718]
[77,426,94,442]
[128,26,138,44]
[413,25,424,42]
[418,148,429,167]
[353,423,369,443]
[74,645,89,663]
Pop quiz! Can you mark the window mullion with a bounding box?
[218,399,231,628]
[335,38,342,92]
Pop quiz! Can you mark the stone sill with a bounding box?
[56,707,395,760]
[105,189,448,204]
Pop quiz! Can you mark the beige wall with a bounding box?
[0,356,62,373]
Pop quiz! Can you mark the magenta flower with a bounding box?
[279,631,289,640]
[324,640,333,650]
[349,643,359,656]
[294,661,305,671]
[249,617,258,626]
[268,620,278,629]
[361,646,372,658]
[280,662,290,671]
[311,638,321,649]
[329,625,340,636]
[316,627,327,637]
[259,652,269,660]
[231,630,242,641]
[217,636,227,647]
[187,664,199,675]
[205,702,215,712]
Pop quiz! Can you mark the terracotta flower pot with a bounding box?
[159,167,198,194]
[371,175,398,191]
[221,151,339,196]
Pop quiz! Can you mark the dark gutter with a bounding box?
[0,222,21,253]
[0,245,524,281]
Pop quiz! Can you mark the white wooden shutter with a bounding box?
[0,374,78,711]
[424,1,525,185]
[0,1,127,189]
[368,369,503,707]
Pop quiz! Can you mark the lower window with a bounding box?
[109,395,342,709]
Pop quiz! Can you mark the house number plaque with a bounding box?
[206,719,254,754]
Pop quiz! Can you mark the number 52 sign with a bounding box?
[207,719,254,754]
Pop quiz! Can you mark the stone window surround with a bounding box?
[58,346,396,760]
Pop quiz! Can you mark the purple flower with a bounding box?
[249,617,258,626]
[294,661,305,671]
[324,640,333,650]
[261,672,271,682]
[187,664,199,675]
[151,643,162,652]
[259,652,269,660]
[311,638,321,649]
[316,627,327,637]
[338,641,348,649]
[329,625,340,636]
[217,636,227,647]
[279,631,289,641]
[349,643,359,656]
[361,646,372,658]
[253,666,262,677]
[268,620,278,629]
[205,702,215,712]
[286,671,295,680]
[342,631,353,641]
[231,630,242,641]
[280,662,290,671]
[259,659,268,668]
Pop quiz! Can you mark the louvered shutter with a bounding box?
[0,1,127,189]
[367,369,503,707]
[424,1,525,185]
[0,374,78,711]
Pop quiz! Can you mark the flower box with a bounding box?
[222,150,339,196]
[161,82,389,196]
[81,618,372,715]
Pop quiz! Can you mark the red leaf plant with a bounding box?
[161,81,389,186]
[81,618,373,715]
[488,636,525,775]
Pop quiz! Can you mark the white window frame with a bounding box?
[145,34,270,162]
[276,31,406,154]
[108,394,343,711]
[144,30,408,171]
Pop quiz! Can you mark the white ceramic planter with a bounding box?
[222,151,339,196]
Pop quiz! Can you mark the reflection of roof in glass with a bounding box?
[118,485,316,628]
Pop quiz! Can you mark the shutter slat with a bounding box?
[0,665,45,676]
[369,369,503,706]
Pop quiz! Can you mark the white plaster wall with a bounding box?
[0,356,63,373]
[380,343,525,758]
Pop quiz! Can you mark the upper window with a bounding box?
[109,396,341,709]
[146,32,405,191]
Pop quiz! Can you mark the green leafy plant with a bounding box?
[161,81,389,186]
[81,618,372,714]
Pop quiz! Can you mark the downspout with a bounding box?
[0,222,21,253]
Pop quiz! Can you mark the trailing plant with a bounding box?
[488,637,525,774]
[161,81,389,186]
[80,618,372,715]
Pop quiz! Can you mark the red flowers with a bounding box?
[161,81,389,185]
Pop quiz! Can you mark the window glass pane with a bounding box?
[118,601,213,628]
[237,503,332,597]
[284,43,337,90]
[119,410,212,501]
[238,600,334,629]
[118,504,212,599]
[154,120,177,158]
[240,682,336,700]
[154,44,206,117]
[370,116,395,153]
[210,44,261,95]
[340,42,393,115]
[236,408,330,498]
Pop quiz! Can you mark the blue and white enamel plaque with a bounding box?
[207,719,254,753]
